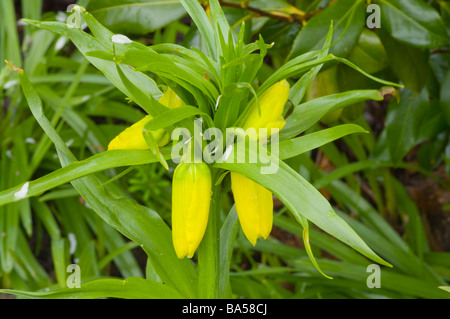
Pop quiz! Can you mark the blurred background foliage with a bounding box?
[0,0,449,298]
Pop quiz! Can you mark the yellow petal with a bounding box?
[266,116,286,135]
[158,87,185,109]
[107,87,184,150]
[230,172,273,246]
[108,115,151,150]
[243,79,290,132]
[172,162,212,258]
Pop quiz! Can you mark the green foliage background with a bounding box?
[0,0,449,299]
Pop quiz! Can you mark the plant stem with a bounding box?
[197,169,221,299]
[218,0,324,24]
[219,0,298,23]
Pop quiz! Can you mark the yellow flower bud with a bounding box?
[172,161,212,258]
[230,172,273,246]
[158,87,186,109]
[107,115,168,150]
[107,88,184,150]
[229,81,288,245]
[242,79,290,137]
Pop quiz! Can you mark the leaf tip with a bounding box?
[4,60,23,72]
[21,18,33,25]
[380,86,401,103]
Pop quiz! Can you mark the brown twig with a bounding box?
[218,0,311,24]
[430,48,450,55]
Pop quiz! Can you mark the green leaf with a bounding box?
[277,124,368,160]
[336,210,443,283]
[121,47,219,106]
[51,238,68,288]
[114,63,167,117]
[209,0,232,48]
[379,30,429,93]
[385,88,429,163]
[439,286,450,293]
[304,65,342,124]
[260,54,400,99]
[293,258,450,299]
[289,0,365,59]
[260,50,321,94]
[13,68,197,298]
[0,0,22,67]
[239,0,304,16]
[281,88,391,141]
[100,225,143,278]
[197,180,221,299]
[312,159,387,190]
[391,179,429,258]
[146,105,214,131]
[214,145,391,268]
[12,230,52,288]
[214,83,250,131]
[302,222,333,279]
[288,21,334,107]
[0,277,184,299]
[24,19,163,100]
[294,154,447,286]
[260,19,301,52]
[142,125,169,170]
[274,215,369,265]
[347,29,388,75]
[23,29,55,76]
[0,149,166,206]
[31,199,61,240]
[219,206,239,298]
[87,0,186,34]
[379,0,449,48]
[440,68,450,125]
[180,0,216,58]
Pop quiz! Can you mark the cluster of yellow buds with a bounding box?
[232,79,289,246]
[170,79,289,256]
[107,80,289,258]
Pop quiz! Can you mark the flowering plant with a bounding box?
[0,1,402,299]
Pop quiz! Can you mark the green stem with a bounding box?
[28,59,89,178]
[197,168,222,299]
